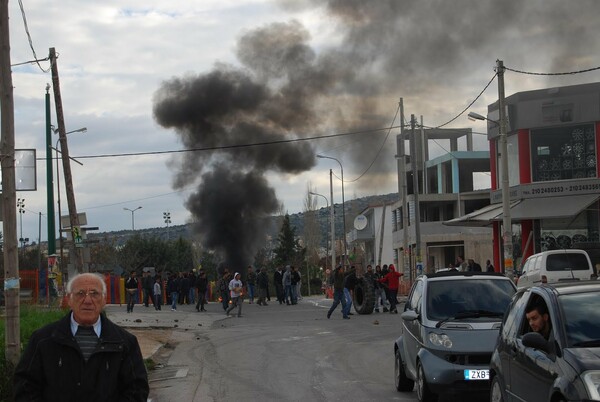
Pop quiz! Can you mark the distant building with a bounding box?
[392,126,493,279]
[347,204,395,267]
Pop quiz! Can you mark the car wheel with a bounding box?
[395,349,414,392]
[416,361,437,402]
[490,376,504,402]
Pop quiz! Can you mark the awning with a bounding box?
[443,201,520,227]
[509,194,599,220]
[443,194,599,227]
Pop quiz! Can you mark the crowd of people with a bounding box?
[447,255,495,272]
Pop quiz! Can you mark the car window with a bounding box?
[546,253,590,271]
[534,256,542,271]
[425,279,516,321]
[409,281,424,313]
[558,292,600,347]
[519,294,553,338]
[501,292,527,340]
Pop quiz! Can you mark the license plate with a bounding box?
[464,369,489,380]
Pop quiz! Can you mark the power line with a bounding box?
[434,72,498,128]
[16,0,50,73]
[505,65,600,76]
[69,125,402,160]
[345,103,401,183]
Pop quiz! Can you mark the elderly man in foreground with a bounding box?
[13,273,149,401]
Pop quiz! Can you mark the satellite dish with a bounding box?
[354,214,368,231]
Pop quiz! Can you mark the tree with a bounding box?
[272,214,302,267]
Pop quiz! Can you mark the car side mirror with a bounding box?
[522,332,550,353]
[401,310,419,322]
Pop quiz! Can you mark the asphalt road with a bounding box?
[107,297,488,402]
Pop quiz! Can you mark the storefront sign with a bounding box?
[491,178,600,203]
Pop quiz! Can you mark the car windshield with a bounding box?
[426,279,516,321]
[559,292,600,347]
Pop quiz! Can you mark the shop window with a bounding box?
[531,124,596,182]
[534,201,600,251]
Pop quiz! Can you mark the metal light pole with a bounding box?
[309,191,330,270]
[17,198,25,248]
[45,84,56,255]
[163,212,171,240]
[317,154,347,266]
[124,206,142,230]
[329,170,336,269]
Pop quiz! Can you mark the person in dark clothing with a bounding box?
[179,273,191,305]
[467,259,483,272]
[125,270,139,313]
[218,270,231,311]
[195,271,208,312]
[246,266,257,304]
[343,270,357,316]
[142,271,154,308]
[327,266,349,319]
[167,274,180,311]
[486,259,495,272]
[14,273,149,401]
[274,266,284,304]
[291,265,301,304]
[256,268,269,306]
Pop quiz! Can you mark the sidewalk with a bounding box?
[104,303,225,359]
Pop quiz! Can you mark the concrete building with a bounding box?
[448,82,600,272]
[390,125,494,280]
[347,203,395,267]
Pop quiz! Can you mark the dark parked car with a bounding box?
[394,272,517,402]
[489,281,600,402]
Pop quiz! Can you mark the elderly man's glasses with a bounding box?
[73,290,103,301]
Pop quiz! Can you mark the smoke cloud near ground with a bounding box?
[154,0,600,269]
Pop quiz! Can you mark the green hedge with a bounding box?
[0,305,66,401]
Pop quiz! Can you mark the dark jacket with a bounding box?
[332,269,345,291]
[273,270,283,288]
[14,312,149,402]
[257,271,269,289]
[195,276,208,293]
[167,277,180,294]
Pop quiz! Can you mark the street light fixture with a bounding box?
[124,206,142,230]
[317,154,347,266]
[163,212,171,240]
[309,191,331,270]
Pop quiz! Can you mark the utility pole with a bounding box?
[1,0,21,364]
[497,59,513,279]
[397,98,410,279]
[49,47,84,274]
[410,115,422,277]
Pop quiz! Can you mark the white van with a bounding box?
[517,249,595,290]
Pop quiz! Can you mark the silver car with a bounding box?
[394,272,516,402]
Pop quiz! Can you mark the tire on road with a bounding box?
[353,277,375,314]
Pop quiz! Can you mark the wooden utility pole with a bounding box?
[1,0,21,364]
[49,48,84,274]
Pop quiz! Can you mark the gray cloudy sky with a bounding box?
[8,0,600,244]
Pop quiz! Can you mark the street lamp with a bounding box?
[124,206,142,230]
[17,198,25,247]
[317,154,347,266]
[163,211,171,240]
[309,191,330,270]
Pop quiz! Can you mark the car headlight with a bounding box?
[429,332,453,348]
[582,371,600,400]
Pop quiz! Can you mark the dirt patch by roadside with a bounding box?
[128,328,174,360]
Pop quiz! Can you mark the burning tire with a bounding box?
[353,277,375,314]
